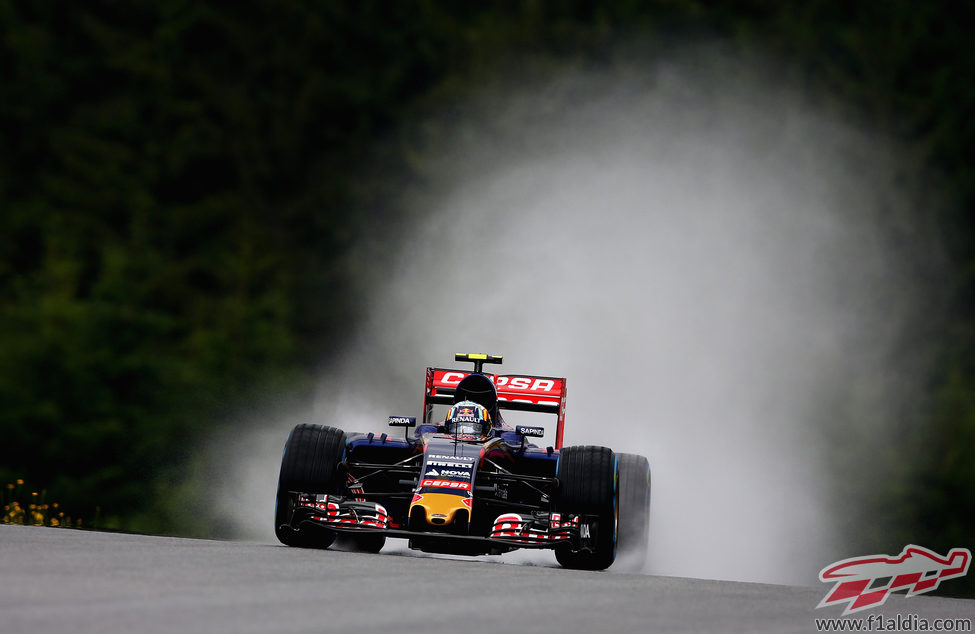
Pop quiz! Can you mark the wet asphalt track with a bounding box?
[1,525,972,633]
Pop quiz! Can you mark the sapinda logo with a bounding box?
[817,544,971,615]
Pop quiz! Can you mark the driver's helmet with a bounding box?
[444,400,492,436]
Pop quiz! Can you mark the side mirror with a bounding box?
[516,425,544,438]
[388,416,416,428]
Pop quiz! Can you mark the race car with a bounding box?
[274,353,651,570]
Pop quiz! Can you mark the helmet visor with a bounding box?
[445,403,489,435]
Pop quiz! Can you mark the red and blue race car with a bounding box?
[274,353,651,570]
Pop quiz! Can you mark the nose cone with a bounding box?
[410,493,470,527]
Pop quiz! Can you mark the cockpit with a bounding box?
[451,373,502,426]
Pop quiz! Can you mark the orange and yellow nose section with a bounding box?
[410,491,472,526]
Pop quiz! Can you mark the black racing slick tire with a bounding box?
[554,445,619,571]
[274,423,347,548]
[616,452,651,571]
[335,533,387,554]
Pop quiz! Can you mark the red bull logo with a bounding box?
[817,544,971,615]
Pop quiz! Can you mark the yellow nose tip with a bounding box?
[410,492,470,527]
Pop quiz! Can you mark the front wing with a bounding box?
[280,492,601,553]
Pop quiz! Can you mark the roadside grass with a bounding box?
[2,479,84,528]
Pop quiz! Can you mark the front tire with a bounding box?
[274,423,347,548]
[554,445,618,570]
[335,533,387,553]
[616,452,651,571]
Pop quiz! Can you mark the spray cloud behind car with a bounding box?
[216,44,945,585]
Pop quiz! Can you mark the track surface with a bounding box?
[1,525,971,633]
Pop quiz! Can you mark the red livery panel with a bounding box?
[425,368,567,448]
[431,370,563,406]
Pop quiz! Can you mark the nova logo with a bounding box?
[427,469,470,479]
[817,544,971,615]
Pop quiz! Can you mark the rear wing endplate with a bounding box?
[422,367,567,449]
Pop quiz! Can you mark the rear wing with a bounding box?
[422,367,567,449]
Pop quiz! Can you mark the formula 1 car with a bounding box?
[274,354,651,570]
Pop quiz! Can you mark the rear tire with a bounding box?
[554,445,618,570]
[616,452,650,571]
[274,424,347,548]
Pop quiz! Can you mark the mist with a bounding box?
[214,47,941,586]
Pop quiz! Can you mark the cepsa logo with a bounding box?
[817,544,971,615]
[420,479,470,490]
[496,376,556,392]
[438,372,557,393]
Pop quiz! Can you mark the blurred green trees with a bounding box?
[0,0,450,526]
[0,0,972,594]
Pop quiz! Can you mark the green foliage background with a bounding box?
[1,1,972,594]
